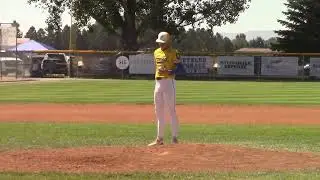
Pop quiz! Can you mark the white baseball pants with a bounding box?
[154,78,179,139]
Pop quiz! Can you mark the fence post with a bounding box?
[302,55,305,81]
[15,26,18,80]
[0,59,2,80]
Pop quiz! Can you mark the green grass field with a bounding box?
[1,79,320,105]
[0,79,320,179]
[0,123,319,152]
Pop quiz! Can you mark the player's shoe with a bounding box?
[148,137,164,146]
[172,137,178,144]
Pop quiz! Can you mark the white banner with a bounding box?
[261,56,298,76]
[217,56,254,75]
[310,58,320,77]
[128,54,213,74]
[129,54,155,74]
[180,56,213,74]
[0,25,17,51]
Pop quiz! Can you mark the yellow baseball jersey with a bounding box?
[154,47,179,79]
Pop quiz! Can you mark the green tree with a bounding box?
[173,28,213,52]
[272,0,320,52]
[175,29,198,51]
[27,0,252,50]
[76,29,89,50]
[12,20,23,38]
[60,25,71,50]
[58,24,89,50]
[36,28,47,43]
[172,29,233,52]
[232,33,249,50]
[265,37,277,48]
[137,28,159,50]
[44,26,57,48]
[224,37,234,52]
[86,22,121,50]
[214,33,225,52]
[249,36,266,48]
[24,26,38,40]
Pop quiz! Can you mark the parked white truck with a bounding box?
[0,57,24,76]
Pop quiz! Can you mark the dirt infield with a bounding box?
[0,144,319,173]
[0,103,319,173]
[0,104,319,125]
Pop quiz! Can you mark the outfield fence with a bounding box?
[2,50,320,81]
[0,51,31,80]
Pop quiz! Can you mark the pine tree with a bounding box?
[272,0,320,52]
[25,26,38,40]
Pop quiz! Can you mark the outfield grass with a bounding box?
[0,123,319,152]
[1,79,320,105]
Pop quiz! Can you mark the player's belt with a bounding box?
[156,77,173,80]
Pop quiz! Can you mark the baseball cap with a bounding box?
[156,32,170,43]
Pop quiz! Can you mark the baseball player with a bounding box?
[148,32,181,146]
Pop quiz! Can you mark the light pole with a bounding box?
[68,0,74,78]
[69,11,73,51]
[69,0,74,51]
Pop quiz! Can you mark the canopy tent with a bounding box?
[7,40,56,52]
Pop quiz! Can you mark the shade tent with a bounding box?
[7,40,56,52]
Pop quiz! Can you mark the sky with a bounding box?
[0,0,288,36]
[213,0,287,32]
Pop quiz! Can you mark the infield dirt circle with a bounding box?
[0,104,319,173]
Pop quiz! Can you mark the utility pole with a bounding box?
[68,0,74,78]
[69,0,73,51]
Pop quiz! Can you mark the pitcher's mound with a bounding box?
[0,144,319,173]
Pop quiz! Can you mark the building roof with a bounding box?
[17,38,30,44]
[7,40,56,52]
[234,48,275,53]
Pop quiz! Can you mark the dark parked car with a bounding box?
[41,53,69,77]
[30,55,44,77]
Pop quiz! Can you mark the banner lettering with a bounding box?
[180,56,212,74]
[128,54,213,75]
[310,58,320,77]
[261,56,298,76]
[129,54,155,74]
[217,56,254,75]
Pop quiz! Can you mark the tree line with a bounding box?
[21,22,276,52]
[272,0,320,53]
[21,0,318,53]
[27,0,253,51]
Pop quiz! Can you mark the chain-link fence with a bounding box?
[0,51,30,80]
[72,51,318,81]
[0,21,317,81]
[1,50,320,81]
[23,51,123,79]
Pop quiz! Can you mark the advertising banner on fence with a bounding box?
[216,56,254,76]
[129,54,155,74]
[128,54,213,74]
[310,58,320,77]
[180,56,213,74]
[261,56,298,76]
